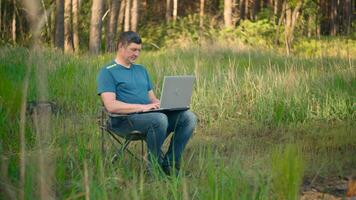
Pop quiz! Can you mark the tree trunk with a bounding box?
[330,0,337,36]
[173,0,177,22]
[199,0,204,28]
[0,0,2,36]
[55,0,64,49]
[252,0,260,20]
[131,0,138,31]
[275,0,286,45]
[284,0,303,55]
[240,0,246,20]
[72,0,79,52]
[224,0,233,28]
[64,0,73,52]
[307,14,312,37]
[89,0,104,54]
[344,0,352,35]
[117,0,125,32]
[124,0,130,31]
[41,0,51,43]
[166,0,171,22]
[245,0,249,19]
[274,0,278,15]
[107,0,120,52]
[12,0,16,44]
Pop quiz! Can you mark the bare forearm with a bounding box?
[105,100,143,114]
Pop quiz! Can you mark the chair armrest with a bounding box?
[108,112,129,117]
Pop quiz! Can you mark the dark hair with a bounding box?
[117,31,142,49]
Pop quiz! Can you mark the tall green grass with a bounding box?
[0,46,355,199]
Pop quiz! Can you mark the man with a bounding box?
[97,31,197,175]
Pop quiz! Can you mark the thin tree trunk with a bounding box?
[274,0,278,15]
[199,0,204,28]
[130,0,138,31]
[117,0,125,32]
[224,0,233,28]
[89,0,104,54]
[275,0,285,45]
[41,0,51,43]
[330,0,337,36]
[64,0,73,52]
[252,0,260,20]
[12,0,16,44]
[245,0,249,19]
[55,0,64,49]
[166,0,171,22]
[240,0,245,20]
[307,14,312,37]
[72,0,79,52]
[0,0,2,36]
[107,0,120,52]
[124,0,130,31]
[284,0,303,55]
[173,0,177,22]
[345,0,352,35]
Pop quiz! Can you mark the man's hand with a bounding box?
[141,102,160,112]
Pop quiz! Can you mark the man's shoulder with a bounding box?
[102,60,117,70]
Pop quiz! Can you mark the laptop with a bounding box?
[142,75,195,113]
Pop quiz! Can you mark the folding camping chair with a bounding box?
[98,106,146,164]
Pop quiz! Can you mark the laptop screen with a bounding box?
[159,75,195,109]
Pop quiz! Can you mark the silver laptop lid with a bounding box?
[159,75,195,109]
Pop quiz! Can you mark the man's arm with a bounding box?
[148,90,160,104]
[101,92,159,114]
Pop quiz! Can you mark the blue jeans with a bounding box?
[110,110,197,168]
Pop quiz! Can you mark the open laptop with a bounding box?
[142,75,195,113]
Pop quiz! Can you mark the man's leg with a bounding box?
[110,112,168,164]
[162,110,197,172]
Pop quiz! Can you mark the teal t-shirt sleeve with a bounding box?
[97,68,116,95]
[145,69,153,91]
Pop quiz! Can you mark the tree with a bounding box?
[72,0,79,52]
[64,0,73,52]
[131,0,138,31]
[173,0,177,22]
[12,0,16,44]
[283,0,303,55]
[200,0,205,28]
[166,0,172,22]
[106,0,120,52]
[89,0,104,54]
[252,0,260,20]
[117,0,126,32]
[55,0,64,49]
[124,0,131,31]
[224,0,233,28]
[330,0,337,36]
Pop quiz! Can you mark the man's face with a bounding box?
[119,42,142,64]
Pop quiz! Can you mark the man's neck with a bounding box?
[115,57,131,68]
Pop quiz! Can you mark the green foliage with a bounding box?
[271,144,305,200]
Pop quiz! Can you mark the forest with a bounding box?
[0,0,355,200]
[0,0,355,53]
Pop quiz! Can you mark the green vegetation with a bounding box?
[0,42,355,199]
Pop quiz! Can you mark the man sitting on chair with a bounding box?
[97,31,197,175]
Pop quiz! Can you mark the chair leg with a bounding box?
[111,139,132,164]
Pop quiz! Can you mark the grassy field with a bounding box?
[0,44,355,199]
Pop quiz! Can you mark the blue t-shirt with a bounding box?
[97,61,153,104]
